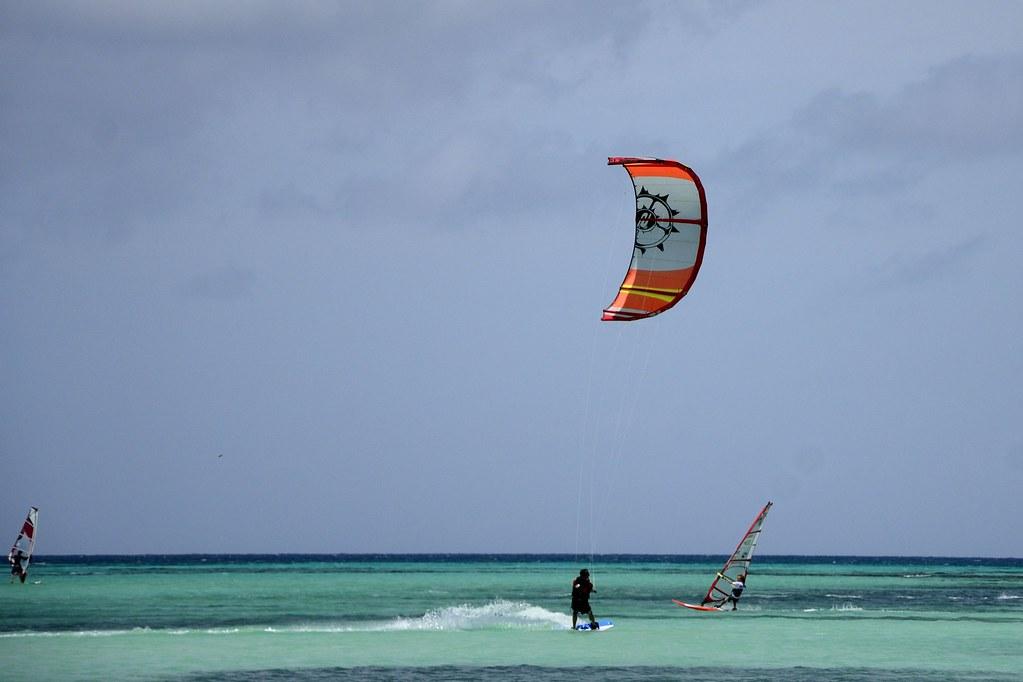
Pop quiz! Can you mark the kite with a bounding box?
[602,157,708,321]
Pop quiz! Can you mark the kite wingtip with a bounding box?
[607,156,666,166]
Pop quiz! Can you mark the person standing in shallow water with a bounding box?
[571,568,598,629]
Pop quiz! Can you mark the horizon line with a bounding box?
[28,552,1023,562]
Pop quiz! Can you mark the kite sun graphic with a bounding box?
[634,186,680,254]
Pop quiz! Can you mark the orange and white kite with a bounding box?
[602,157,708,322]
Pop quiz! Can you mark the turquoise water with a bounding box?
[2,555,1021,680]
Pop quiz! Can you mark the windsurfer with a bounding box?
[571,569,599,629]
[678,502,771,614]
[9,548,27,583]
[724,573,746,610]
[702,572,746,610]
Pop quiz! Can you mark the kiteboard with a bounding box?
[672,599,722,612]
[574,618,614,631]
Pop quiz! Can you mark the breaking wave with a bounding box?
[385,600,569,631]
[3,602,570,639]
[261,601,571,633]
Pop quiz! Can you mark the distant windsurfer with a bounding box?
[571,568,599,629]
[8,548,27,584]
[723,573,746,610]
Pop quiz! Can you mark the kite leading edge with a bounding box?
[602,157,708,322]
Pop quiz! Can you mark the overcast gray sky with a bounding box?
[3,1,1022,556]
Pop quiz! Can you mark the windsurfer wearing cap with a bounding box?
[571,568,598,629]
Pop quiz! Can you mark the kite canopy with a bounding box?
[602,157,708,321]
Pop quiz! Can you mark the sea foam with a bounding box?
[386,600,569,631]
[258,600,571,635]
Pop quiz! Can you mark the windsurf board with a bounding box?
[673,599,723,612]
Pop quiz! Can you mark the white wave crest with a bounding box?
[260,600,571,635]
[830,603,864,612]
[2,601,573,639]
[0,628,133,639]
[386,600,570,632]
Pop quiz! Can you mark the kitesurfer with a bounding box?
[9,548,27,584]
[571,568,599,629]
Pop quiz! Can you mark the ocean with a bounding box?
[2,555,1021,680]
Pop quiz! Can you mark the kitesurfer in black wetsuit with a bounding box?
[571,568,598,629]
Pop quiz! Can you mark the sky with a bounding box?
[2,1,1022,557]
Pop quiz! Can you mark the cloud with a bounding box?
[798,54,1023,161]
[869,234,986,289]
[715,52,1023,208]
[0,1,767,255]
[0,2,657,252]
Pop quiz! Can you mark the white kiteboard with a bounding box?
[574,618,614,631]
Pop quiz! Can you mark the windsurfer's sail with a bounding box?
[8,506,38,582]
[674,501,772,611]
[602,157,708,321]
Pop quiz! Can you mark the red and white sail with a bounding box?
[8,506,38,570]
[699,501,772,606]
[674,501,772,611]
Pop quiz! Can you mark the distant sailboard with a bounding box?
[674,502,772,612]
[8,506,38,584]
[574,618,615,631]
